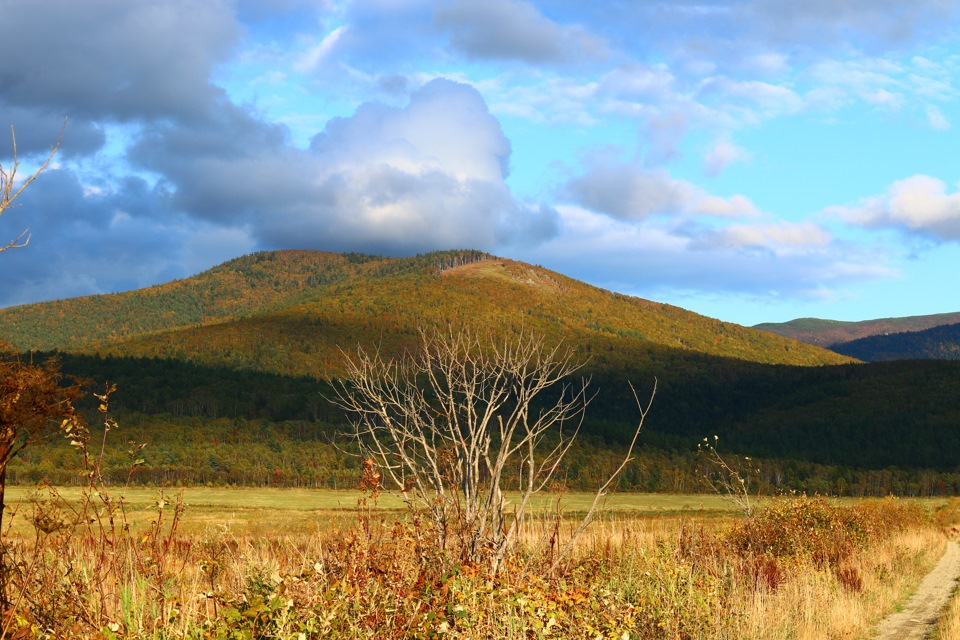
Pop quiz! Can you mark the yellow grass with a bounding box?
[0,489,949,638]
[934,584,960,640]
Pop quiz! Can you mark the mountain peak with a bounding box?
[0,249,852,374]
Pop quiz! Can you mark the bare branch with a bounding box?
[0,120,66,253]
[550,378,656,572]
[329,326,594,573]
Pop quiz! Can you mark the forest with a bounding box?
[7,350,959,497]
[830,321,960,361]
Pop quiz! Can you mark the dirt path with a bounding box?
[872,540,960,640]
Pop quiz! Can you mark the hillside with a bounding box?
[830,322,960,362]
[0,250,852,377]
[8,250,960,491]
[0,251,382,351]
[754,312,960,347]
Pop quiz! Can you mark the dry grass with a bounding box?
[933,581,960,640]
[0,491,948,639]
[931,498,960,640]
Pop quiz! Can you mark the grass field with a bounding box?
[0,486,952,638]
[2,486,748,535]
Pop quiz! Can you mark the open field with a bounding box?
[0,487,954,638]
[3,487,748,537]
[4,486,747,514]
[4,486,947,535]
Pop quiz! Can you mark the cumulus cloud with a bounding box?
[832,174,960,241]
[0,1,558,305]
[126,78,556,254]
[296,79,557,250]
[563,159,760,220]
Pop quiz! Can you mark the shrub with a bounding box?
[730,496,918,562]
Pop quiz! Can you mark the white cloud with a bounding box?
[927,104,951,130]
[296,25,349,73]
[703,138,751,176]
[563,159,760,220]
[832,174,960,240]
[597,64,676,101]
[518,205,895,303]
[690,221,833,252]
[277,78,559,251]
[697,76,803,119]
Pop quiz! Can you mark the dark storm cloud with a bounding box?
[0,109,103,160]
[0,0,239,123]
[0,168,191,307]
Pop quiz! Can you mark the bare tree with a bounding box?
[332,327,653,574]
[0,122,65,252]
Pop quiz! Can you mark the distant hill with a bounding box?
[0,250,851,378]
[830,322,960,362]
[754,312,960,347]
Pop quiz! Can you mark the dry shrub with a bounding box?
[834,561,863,593]
[727,495,926,595]
[743,553,787,591]
[933,497,960,532]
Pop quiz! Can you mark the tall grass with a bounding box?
[0,492,946,638]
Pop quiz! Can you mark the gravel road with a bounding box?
[872,540,960,640]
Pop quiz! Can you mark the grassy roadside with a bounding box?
[929,499,960,640]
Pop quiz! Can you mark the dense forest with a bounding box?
[8,351,958,497]
[830,322,960,361]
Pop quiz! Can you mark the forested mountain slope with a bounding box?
[0,250,851,377]
[0,251,378,351]
[755,312,960,347]
[830,322,960,362]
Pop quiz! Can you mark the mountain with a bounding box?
[0,250,852,378]
[753,312,960,347]
[830,322,960,362]
[7,250,960,490]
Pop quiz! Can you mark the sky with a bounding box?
[1,0,959,326]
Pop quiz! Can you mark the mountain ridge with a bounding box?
[754,312,960,347]
[0,249,852,377]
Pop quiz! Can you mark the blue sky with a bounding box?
[1,0,959,326]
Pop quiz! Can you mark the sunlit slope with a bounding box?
[74,253,852,377]
[0,251,382,351]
